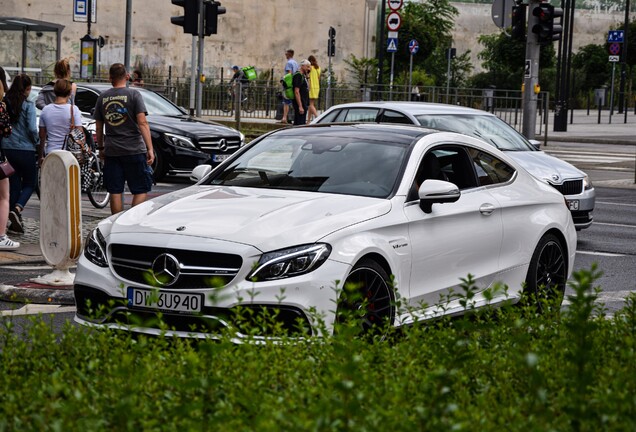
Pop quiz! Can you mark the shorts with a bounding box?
[103,153,153,195]
[283,98,293,105]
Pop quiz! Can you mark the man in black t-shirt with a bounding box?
[94,63,155,214]
[292,60,311,126]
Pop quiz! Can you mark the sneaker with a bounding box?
[8,211,24,234]
[0,236,20,250]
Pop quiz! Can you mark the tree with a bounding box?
[472,32,556,91]
[344,54,378,86]
[387,0,458,78]
[571,44,611,92]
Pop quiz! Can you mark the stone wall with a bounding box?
[0,0,631,81]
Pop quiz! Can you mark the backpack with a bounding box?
[241,66,257,81]
[281,73,294,99]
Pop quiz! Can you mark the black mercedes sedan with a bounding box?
[73,83,244,180]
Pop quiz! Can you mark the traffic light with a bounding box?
[171,0,198,35]
[327,27,336,57]
[510,4,526,40]
[532,3,563,45]
[204,1,226,36]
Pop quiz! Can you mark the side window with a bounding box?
[410,145,479,200]
[379,110,413,125]
[467,148,516,186]
[342,108,380,123]
[316,109,342,123]
[74,89,99,115]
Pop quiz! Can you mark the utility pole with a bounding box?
[522,0,541,139]
[125,0,132,75]
[620,0,630,121]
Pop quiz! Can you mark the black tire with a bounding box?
[525,233,567,311]
[86,156,110,209]
[151,149,166,182]
[336,258,395,336]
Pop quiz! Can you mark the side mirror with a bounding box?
[529,139,541,150]
[418,179,461,214]
[190,164,212,183]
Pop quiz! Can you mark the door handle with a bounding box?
[479,203,496,216]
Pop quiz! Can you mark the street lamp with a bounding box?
[365,0,378,58]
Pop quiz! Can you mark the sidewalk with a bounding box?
[0,198,108,306]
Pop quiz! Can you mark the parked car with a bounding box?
[72,83,245,180]
[74,123,576,340]
[313,101,595,230]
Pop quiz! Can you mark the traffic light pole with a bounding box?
[522,0,541,139]
[196,0,204,117]
[190,35,197,116]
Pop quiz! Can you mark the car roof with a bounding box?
[271,123,438,144]
[76,83,150,93]
[325,101,493,117]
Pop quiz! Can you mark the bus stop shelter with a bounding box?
[0,17,64,74]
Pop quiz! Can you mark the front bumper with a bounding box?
[73,255,351,340]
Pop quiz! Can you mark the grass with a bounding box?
[0,265,635,431]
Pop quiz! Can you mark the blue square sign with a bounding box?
[607,30,624,43]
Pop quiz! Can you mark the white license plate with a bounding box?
[213,154,229,162]
[567,200,579,211]
[127,288,203,313]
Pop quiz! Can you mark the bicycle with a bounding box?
[221,82,255,114]
[35,126,110,209]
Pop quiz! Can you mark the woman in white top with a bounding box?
[38,79,83,165]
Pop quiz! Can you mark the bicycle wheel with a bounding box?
[86,156,110,209]
[220,89,234,114]
[243,84,256,113]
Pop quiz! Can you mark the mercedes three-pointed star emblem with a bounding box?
[151,253,181,286]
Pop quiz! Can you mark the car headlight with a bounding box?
[247,244,331,281]
[583,174,593,190]
[84,228,108,267]
[165,133,197,150]
[239,132,246,147]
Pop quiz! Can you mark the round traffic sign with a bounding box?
[408,39,419,54]
[609,42,621,55]
[388,0,403,11]
[386,12,402,31]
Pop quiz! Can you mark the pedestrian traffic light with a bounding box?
[204,1,226,36]
[171,0,199,35]
[531,3,563,45]
[510,4,526,40]
[328,27,336,57]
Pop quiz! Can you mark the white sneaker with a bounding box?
[0,236,20,250]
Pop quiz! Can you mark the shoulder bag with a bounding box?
[63,102,90,164]
[0,148,15,180]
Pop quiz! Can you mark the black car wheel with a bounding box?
[336,258,395,336]
[525,233,567,311]
[151,148,166,181]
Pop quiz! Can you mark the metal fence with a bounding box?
[155,79,549,137]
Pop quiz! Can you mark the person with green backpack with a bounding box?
[280,49,299,124]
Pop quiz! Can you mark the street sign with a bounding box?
[388,31,398,39]
[386,12,402,31]
[73,0,96,23]
[408,39,419,55]
[387,38,398,53]
[608,42,622,56]
[491,0,514,29]
[607,30,624,43]
[388,0,403,11]
[609,55,620,62]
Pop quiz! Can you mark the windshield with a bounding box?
[415,114,535,151]
[139,90,185,116]
[204,133,408,198]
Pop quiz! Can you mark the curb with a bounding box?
[0,283,75,306]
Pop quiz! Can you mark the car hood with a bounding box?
[147,115,240,138]
[107,186,391,251]
[506,151,585,182]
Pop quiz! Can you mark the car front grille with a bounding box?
[198,137,242,153]
[550,179,583,195]
[110,244,242,289]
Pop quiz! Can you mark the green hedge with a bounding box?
[1,266,635,431]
